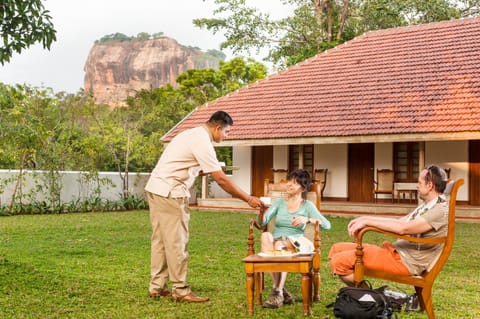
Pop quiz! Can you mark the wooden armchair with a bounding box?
[313,168,328,199]
[353,179,464,319]
[443,168,451,179]
[373,168,395,203]
[271,168,288,183]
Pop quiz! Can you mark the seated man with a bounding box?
[329,165,448,286]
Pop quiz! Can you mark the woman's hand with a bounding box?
[291,216,309,227]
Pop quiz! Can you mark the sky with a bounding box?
[0,0,293,94]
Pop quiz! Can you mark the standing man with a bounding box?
[145,110,263,302]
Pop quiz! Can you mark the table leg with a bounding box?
[246,272,254,315]
[313,268,320,302]
[301,272,312,315]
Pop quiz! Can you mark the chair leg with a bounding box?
[420,286,435,319]
[414,286,425,311]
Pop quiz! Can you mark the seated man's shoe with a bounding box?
[149,289,171,298]
[172,292,209,303]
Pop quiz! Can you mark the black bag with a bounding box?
[328,286,394,319]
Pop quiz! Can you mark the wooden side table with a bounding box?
[242,254,319,316]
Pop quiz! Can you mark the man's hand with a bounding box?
[347,217,368,237]
[247,196,264,208]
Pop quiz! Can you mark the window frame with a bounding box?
[393,142,420,182]
[288,144,314,176]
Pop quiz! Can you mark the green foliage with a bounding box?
[0,194,148,215]
[0,212,479,318]
[0,0,57,64]
[152,32,165,39]
[0,57,264,173]
[97,32,132,43]
[206,49,226,60]
[136,32,150,40]
[177,57,267,105]
[355,0,462,32]
[195,0,479,68]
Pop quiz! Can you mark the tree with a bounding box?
[176,56,267,105]
[193,0,349,67]
[194,0,479,67]
[0,0,57,64]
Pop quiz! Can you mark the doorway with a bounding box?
[348,143,375,202]
[469,140,480,205]
[251,146,273,197]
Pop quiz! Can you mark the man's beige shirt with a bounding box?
[393,197,448,275]
[145,125,221,198]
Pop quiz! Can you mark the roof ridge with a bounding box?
[363,16,480,37]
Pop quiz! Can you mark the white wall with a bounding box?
[0,170,149,206]
[231,145,252,193]
[426,141,468,201]
[210,145,252,198]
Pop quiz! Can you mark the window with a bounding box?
[394,142,420,182]
[288,145,314,176]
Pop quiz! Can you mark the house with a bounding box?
[162,17,480,216]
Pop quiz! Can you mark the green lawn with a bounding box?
[0,210,479,318]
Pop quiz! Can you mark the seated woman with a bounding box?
[259,169,331,309]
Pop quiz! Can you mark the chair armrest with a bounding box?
[354,226,447,286]
[355,226,446,246]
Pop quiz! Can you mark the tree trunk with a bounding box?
[327,1,333,41]
[312,0,327,44]
[336,0,350,40]
[10,152,26,211]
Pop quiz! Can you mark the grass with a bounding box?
[0,210,479,319]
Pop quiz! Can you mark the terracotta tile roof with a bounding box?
[163,18,480,143]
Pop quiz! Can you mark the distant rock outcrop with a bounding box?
[83,37,220,106]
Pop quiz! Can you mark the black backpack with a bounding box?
[328,286,394,319]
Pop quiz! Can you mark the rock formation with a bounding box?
[83,37,220,106]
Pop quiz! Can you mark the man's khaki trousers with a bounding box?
[147,192,191,296]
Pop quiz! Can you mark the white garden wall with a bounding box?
[0,170,149,206]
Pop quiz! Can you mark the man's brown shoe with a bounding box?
[172,292,209,303]
[149,290,172,299]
